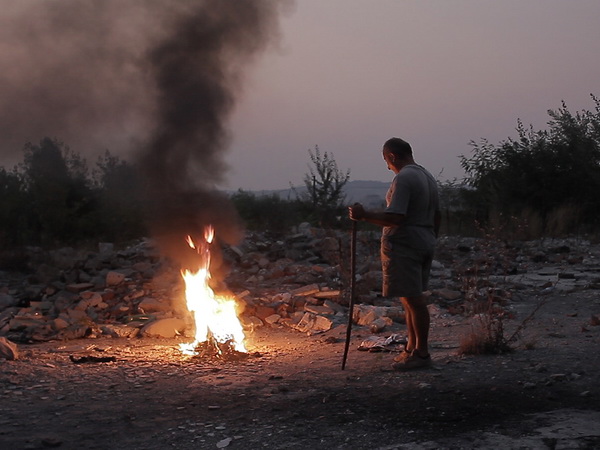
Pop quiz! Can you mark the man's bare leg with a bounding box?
[403,295,430,357]
[400,297,415,352]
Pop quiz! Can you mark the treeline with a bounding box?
[459,94,600,237]
[0,141,349,251]
[2,96,600,252]
[0,138,145,249]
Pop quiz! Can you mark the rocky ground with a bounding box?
[1,226,600,449]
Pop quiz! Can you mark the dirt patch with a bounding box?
[1,290,599,449]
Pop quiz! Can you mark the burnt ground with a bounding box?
[1,290,599,450]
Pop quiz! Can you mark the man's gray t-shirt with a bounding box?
[383,164,439,251]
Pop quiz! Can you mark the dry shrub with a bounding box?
[545,203,582,236]
[456,215,545,355]
[459,309,512,355]
[515,208,543,240]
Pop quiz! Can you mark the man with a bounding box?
[349,137,441,370]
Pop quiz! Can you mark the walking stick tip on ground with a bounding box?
[341,220,357,370]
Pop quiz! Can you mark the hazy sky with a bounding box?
[1,1,599,192]
[226,0,600,190]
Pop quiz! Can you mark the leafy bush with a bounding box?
[460,95,600,234]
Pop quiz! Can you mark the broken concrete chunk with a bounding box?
[369,317,393,333]
[304,304,335,315]
[138,297,171,313]
[254,305,277,320]
[240,315,263,329]
[313,290,341,299]
[0,337,18,360]
[101,324,140,338]
[141,318,186,338]
[106,271,126,286]
[66,283,95,293]
[264,314,281,325]
[75,292,104,310]
[290,284,320,296]
[293,312,333,334]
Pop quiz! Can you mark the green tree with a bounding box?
[301,145,350,227]
[22,138,91,244]
[94,150,145,241]
[460,95,600,233]
[0,167,29,247]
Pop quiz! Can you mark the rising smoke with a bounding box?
[0,0,289,268]
[139,0,286,268]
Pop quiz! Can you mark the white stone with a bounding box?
[141,318,186,338]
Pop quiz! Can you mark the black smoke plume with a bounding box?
[138,1,284,270]
[0,0,288,269]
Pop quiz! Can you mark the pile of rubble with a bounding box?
[0,224,388,354]
[2,222,600,360]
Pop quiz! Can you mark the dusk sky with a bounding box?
[227,0,600,190]
[1,1,599,192]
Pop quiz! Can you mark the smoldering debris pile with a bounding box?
[2,223,600,358]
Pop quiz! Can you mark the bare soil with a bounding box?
[1,290,599,449]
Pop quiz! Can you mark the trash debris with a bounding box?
[358,334,406,352]
[69,355,117,364]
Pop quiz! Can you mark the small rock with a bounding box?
[106,271,126,286]
[216,437,232,448]
[52,318,70,330]
[264,314,281,325]
[0,293,18,309]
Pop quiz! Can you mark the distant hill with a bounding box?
[249,180,390,209]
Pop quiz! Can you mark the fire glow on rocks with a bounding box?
[179,226,246,356]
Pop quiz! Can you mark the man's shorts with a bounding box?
[381,239,433,298]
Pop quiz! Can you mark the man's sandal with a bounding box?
[390,351,432,371]
[393,350,412,363]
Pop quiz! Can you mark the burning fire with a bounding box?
[179,226,246,355]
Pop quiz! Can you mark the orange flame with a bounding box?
[179,225,246,355]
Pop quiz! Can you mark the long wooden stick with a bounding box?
[341,220,357,370]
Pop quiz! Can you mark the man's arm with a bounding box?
[348,204,404,227]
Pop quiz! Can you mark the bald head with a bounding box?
[383,137,413,159]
